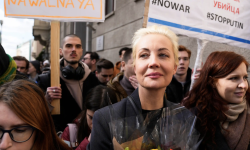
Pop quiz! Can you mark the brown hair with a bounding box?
[0,80,72,150]
[13,56,29,69]
[178,45,191,58]
[96,58,114,73]
[183,51,250,143]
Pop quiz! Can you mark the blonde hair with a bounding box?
[132,25,179,66]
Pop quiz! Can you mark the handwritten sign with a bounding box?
[4,0,105,22]
[146,0,250,49]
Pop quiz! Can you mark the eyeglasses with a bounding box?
[82,58,91,61]
[0,126,36,143]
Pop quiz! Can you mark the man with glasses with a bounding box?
[165,45,192,103]
[82,52,99,73]
[13,56,29,75]
[95,58,114,85]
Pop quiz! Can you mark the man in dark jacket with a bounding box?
[37,34,99,132]
[166,45,192,103]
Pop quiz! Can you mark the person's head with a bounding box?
[175,45,191,76]
[0,80,71,150]
[121,48,135,78]
[132,25,178,91]
[183,51,250,142]
[43,60,50,67]
[28,61,41,75]
[95,59,114,85]
[119,47,130,61]
[13,56,29,74]
[60,34,83,67]
[82,52,100,70]
[77,85,117,143]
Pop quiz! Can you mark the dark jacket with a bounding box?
[87,89,185,150]
[107,73,128,102]
[86,89,144,150]
[166,68,192,103]
[37,71,99,132]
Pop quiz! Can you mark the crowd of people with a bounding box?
[0,25,249,150]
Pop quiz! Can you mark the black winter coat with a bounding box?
[166,68,192,103]
[87,89,191,150]
[37,72,99,132]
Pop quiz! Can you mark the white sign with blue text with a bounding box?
[147,0,250,49]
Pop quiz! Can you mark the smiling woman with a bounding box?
[183,51,250,150]
[0,80,72,150]
[87,25,180,150]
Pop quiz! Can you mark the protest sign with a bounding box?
[4,0,105,22]
[5,0,105,115]
[145,0,250,49]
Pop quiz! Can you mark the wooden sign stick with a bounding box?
[143,0,150,28]
[50,21,60,115]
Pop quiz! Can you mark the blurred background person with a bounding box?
[166,45,192,103]
[95,59,114,85]
[61,85,117,149]
[0,44,17,85]
[28,60,41,82]
[82,52,100,73]
[113,47,131,77]
[13,56,29,75]
[108,48,137,101]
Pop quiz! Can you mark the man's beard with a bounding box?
[64,58,79,65]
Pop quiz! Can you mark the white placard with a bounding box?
[96,35,103,51]
[4,0,105,22]
[147,0,250,49]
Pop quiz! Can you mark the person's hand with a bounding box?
[88,133,91,142]
[129,75,138,89]
[192,68,202,80]
[46,86,62,103]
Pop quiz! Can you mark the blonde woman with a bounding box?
[87,25,179,150]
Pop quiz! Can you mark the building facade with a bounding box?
[16,40,33,61]
[91,0,250,67]
[33,0,250,68]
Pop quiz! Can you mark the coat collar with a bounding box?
[125,88,168,117]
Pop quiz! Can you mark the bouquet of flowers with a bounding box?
[108,100,201,150]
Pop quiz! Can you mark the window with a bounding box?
[105,0,114,15]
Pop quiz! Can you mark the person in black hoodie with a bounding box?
[165,45,192,103]
[37,34,100,132]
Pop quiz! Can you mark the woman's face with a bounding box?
[86,109,94,130]
[0,102,36,150]
[27,63,36,75]
[216,62,248,104]
[134,34,177,90]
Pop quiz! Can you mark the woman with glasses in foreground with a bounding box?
[0,79,72,150]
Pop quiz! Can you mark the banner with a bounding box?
[4,0,105,22]
[147,0,250,49]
